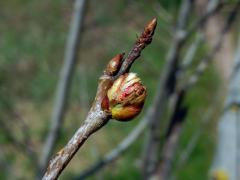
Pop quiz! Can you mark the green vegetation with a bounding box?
[0,0,221,179]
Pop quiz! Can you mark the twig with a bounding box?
[142,0,193,177]
[186,1,240,89]
[42,18,157,180]
[149,89,187,180]
[183,1,225,42]
[115,18,157,78]
[74,118,147,180]
[76,23,202,180]
[69,2,227,178]
[73,19,202,180]
[177,32,204,79]
[151,3,240,179]
[74,26,201,178]
[64,1,228,178]
[173,91,221,173]
[38,0,87,177]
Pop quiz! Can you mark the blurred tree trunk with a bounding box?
[210,33,240,180]
[195,1,238,179]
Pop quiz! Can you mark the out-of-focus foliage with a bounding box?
[0,0,223,179]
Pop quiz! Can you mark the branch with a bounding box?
[69,2,230,178]
[38,0,87,176]
[182,0,225,42]
[142,0,232,177]
[151,4,239,179]
[142,0,193,177]
[74,19,199,177]
[42,18,157,180]
[115,18,157,78]
[74,118,148,180]
[177,32,204,79]
[174,92,221,173]
[186,1,240,89]
[75,31,202,178]
[148,88,187,180]
[73,32,202,180]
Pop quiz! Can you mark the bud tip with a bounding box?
[145,18,157,33]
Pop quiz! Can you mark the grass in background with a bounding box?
[0,0,221,179]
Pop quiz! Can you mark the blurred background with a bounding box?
[0,0,240,179]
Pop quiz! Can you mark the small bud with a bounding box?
[106,53,124,76]
[137,18,157,46]
[107,73,146,121]
[144,18,157,36]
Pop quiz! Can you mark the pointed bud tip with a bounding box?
[145,18,157,32]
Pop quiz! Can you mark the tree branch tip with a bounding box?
[145,18,157,35]
[42,17,157,180]
[137,18,157,45]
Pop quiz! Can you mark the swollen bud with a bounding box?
[107,73,146,121]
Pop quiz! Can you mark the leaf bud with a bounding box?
[107,73,146,121]
[105,53,124,76]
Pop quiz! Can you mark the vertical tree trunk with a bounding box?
[211,34,240,180]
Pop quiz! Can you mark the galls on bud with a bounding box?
[106,73,146,121]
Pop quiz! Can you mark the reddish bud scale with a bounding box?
[106,73,146,121]
[119,83,144,102]
[101,95,110,112]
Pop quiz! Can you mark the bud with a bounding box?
[107,73,146,121]
[105,53,124,76]
[144,17,157,36]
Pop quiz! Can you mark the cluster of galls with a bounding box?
[102,54,147,121]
